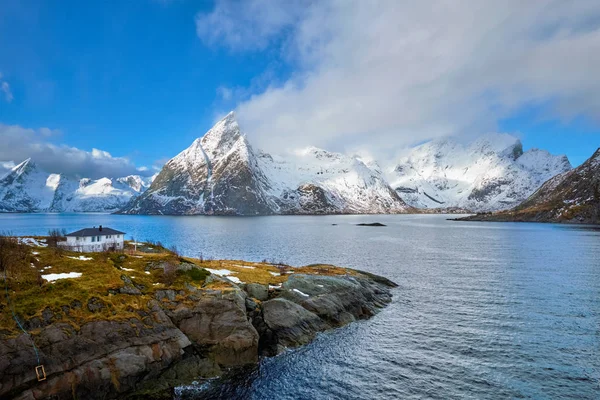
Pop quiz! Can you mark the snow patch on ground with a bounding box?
[269,271,281,276]
[293,288,310,297]
[122,268,135,272]
[68,256,93,261]
[206,268,233,276]
[20,238,47,247]
[42,272,82,282]
[227,276,243,284]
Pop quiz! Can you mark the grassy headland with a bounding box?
[0,236,352,337]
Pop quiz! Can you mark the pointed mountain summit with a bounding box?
[121,112,273,215]
[460,148,600,224]
[120,113,412,215]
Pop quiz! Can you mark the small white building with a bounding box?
[60,226,126,252]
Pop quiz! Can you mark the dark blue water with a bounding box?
[1,213,599,399]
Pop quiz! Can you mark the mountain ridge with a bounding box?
[1,112,585,216]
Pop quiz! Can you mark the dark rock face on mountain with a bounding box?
[120,112,412,216]
[457,148,600,224]
[0,270,396,400]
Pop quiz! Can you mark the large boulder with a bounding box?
[168,289,259,366]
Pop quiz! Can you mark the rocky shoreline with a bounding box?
[1,266,396,400]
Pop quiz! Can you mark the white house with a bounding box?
[60,226,126,252]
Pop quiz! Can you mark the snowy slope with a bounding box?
[390,134,572,211]
[122,112,411,215]
[0,159,150,213]
[257,147,408,214]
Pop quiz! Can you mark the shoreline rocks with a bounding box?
[0,270,397,400]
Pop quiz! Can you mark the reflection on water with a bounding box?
[2,213,599,399]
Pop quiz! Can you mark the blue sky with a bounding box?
[0,0,599,177]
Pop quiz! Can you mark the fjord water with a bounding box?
[2,214,599,399]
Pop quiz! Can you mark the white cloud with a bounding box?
[195,0,305,51]
[0,77,13,103]
[0,124,152,178]
[216,86,233,101]
[198,0,600,158]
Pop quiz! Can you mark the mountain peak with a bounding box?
[12,158,37,176]
[200,112,243,157]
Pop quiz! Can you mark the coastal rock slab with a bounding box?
[262,298,330,348]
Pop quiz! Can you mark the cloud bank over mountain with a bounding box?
[0,124,151,179]
[197,0,600,157]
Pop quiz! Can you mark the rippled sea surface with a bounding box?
[2,213,599,399]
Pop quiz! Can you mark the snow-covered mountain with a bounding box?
[0,159,151,213]
[459,147,600,224]
[121,112,412,215]
[390,134,572,212]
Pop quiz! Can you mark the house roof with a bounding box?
[66,227,126,237]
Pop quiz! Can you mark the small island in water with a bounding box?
[0,235,396,400]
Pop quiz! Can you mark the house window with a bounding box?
[107,235,111,239]
[91,236,95,242]
[97,236,101,242]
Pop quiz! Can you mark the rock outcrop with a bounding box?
[0,270,396,400]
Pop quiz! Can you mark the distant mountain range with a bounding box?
[458,148,600,224]
[1,112,588,216]
[0,159,153,212]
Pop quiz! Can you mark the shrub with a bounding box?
[185,268,209,282]
[47,229,66,248]
[0,232,28,275]
[161,261,178,286]
[169,245,180,257]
